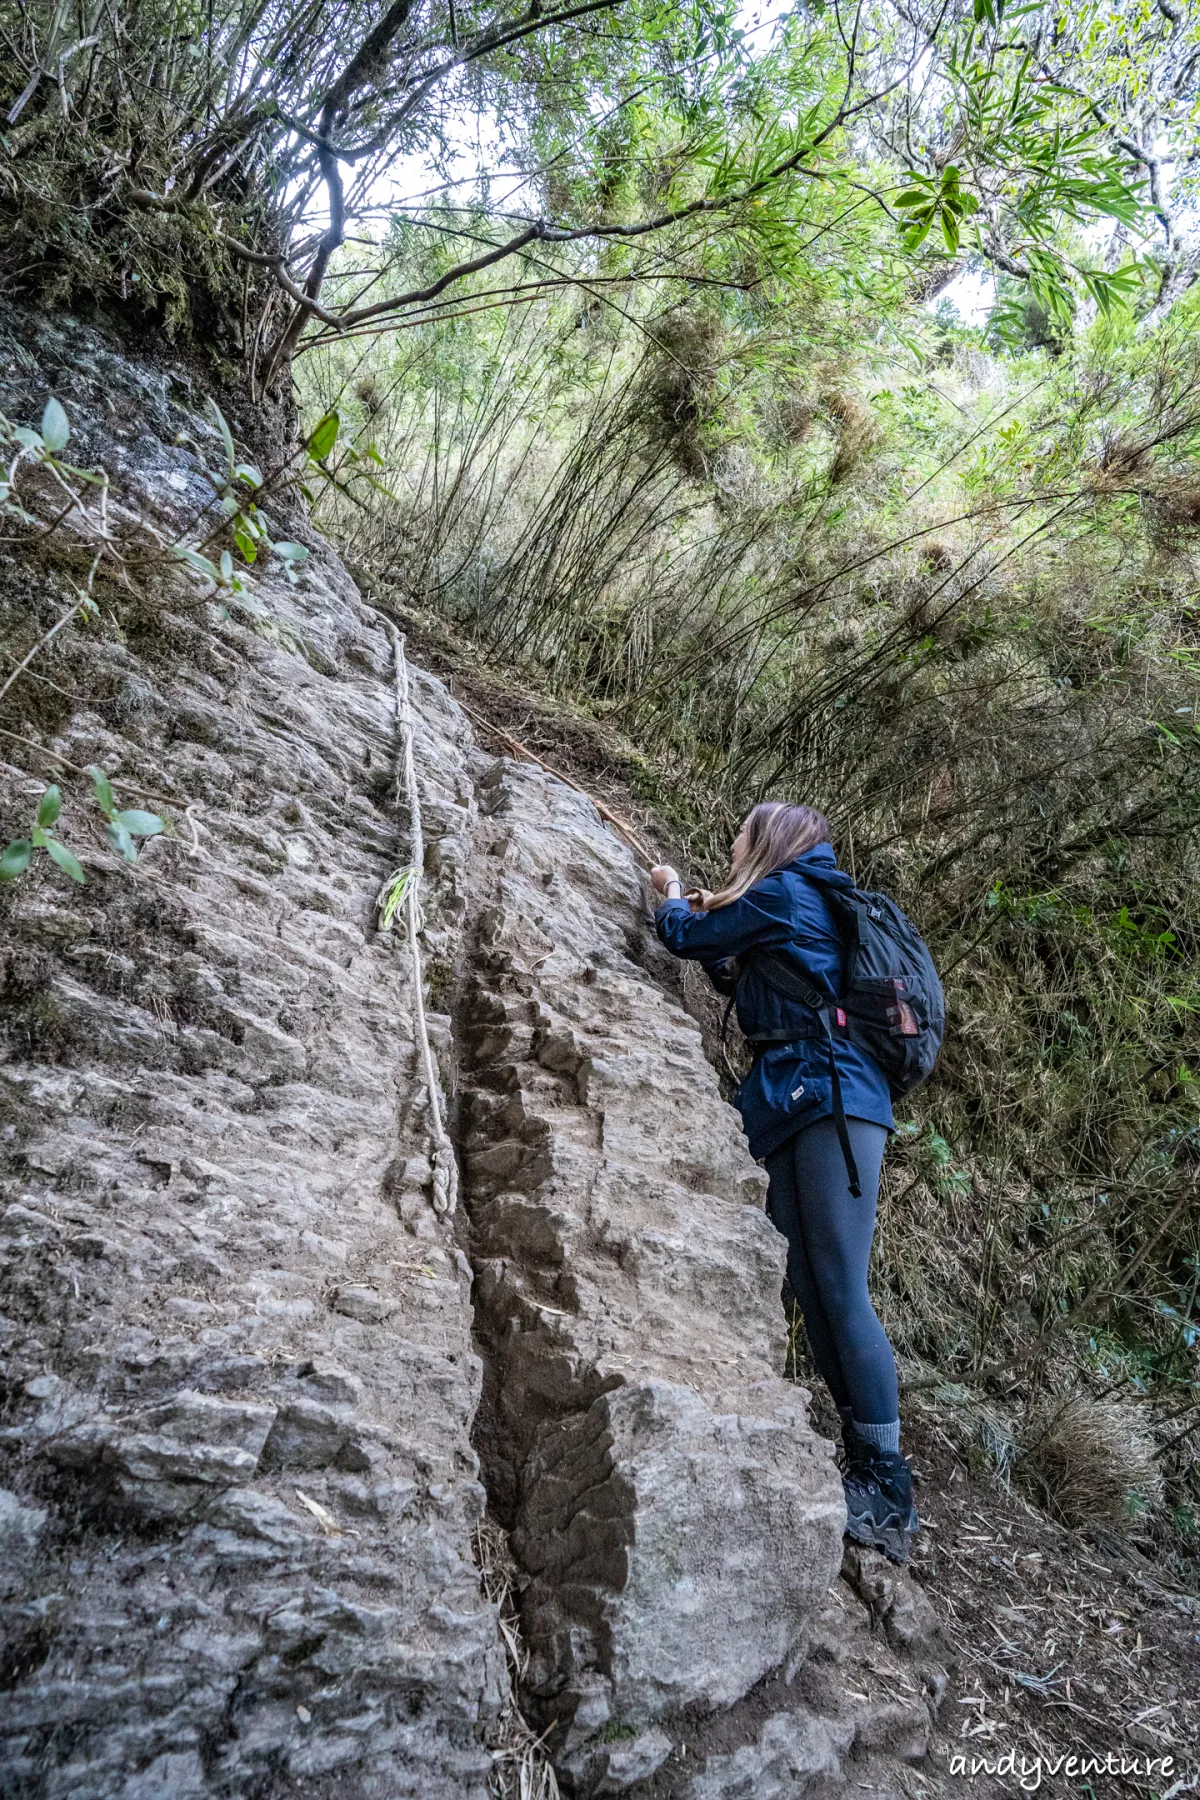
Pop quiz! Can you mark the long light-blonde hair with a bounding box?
[703,801,831,910]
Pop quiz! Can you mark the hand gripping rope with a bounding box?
[379,624,458,1218]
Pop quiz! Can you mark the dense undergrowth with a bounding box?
[298,268,1200,1571]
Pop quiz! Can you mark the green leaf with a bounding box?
[31,826,47,849]
[234,526,258,563]
[45,837,85,883]
[307,412,340,461]
[210,399,236,477]
[1079,261,1145,315]
[12,426,42,451]
[41,397,70,452]
[172,545,221,582]
[105,818,138,862]
[55,461,105,484]
[37,784,62,828]
[87,764,115,815]
[234,462,263,488]
[0,838,33,880]
[378,866,415,930]
[894,189,931,208]
[111,808,163,838]
[273,541,309,565]
[941,209,961,252]
[220,549,234,584]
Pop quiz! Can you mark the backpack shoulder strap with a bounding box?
[744,945,827,1014]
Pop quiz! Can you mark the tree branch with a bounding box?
[299,79,912,344]
[265,0,631,374]
[320,0,418,126]
[219,235,343,326]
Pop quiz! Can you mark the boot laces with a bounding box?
[842,1437,910,1505]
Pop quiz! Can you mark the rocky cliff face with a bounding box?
[0,309,945,1798]
[461,760,846,1792]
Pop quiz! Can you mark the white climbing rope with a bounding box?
[380,623,458,1218]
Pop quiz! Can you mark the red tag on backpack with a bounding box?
[836,1008,847,1028]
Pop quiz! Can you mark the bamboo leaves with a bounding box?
[895,166,979,255]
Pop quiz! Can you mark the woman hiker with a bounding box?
[651,800,918,1564]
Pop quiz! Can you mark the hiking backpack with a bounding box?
[739,868,945,1197]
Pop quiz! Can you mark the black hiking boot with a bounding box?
[841,1429,918,1564]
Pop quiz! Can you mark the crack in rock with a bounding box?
[457,757,856,1793]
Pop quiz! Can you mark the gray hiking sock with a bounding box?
[852,1418,900,1454]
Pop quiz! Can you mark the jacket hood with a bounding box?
[781,843,855,888]
[782,842,838,871]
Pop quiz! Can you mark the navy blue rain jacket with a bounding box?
[654,843,893,1160]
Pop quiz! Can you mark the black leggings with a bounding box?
[764,1115,899,1425]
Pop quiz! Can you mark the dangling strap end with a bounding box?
[822,1004,863,1198]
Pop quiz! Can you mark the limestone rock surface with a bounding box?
[0,306,500,1799]
[460,760,846,1788]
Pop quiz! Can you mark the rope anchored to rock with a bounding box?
[454,695,656,869]
[378,624,458,1218]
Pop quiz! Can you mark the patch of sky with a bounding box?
[927,266,997,328]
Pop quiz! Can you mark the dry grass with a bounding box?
[1017,1398,1165,1533]
[473,1519,562,1800]
[903,1400,1200,1798]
